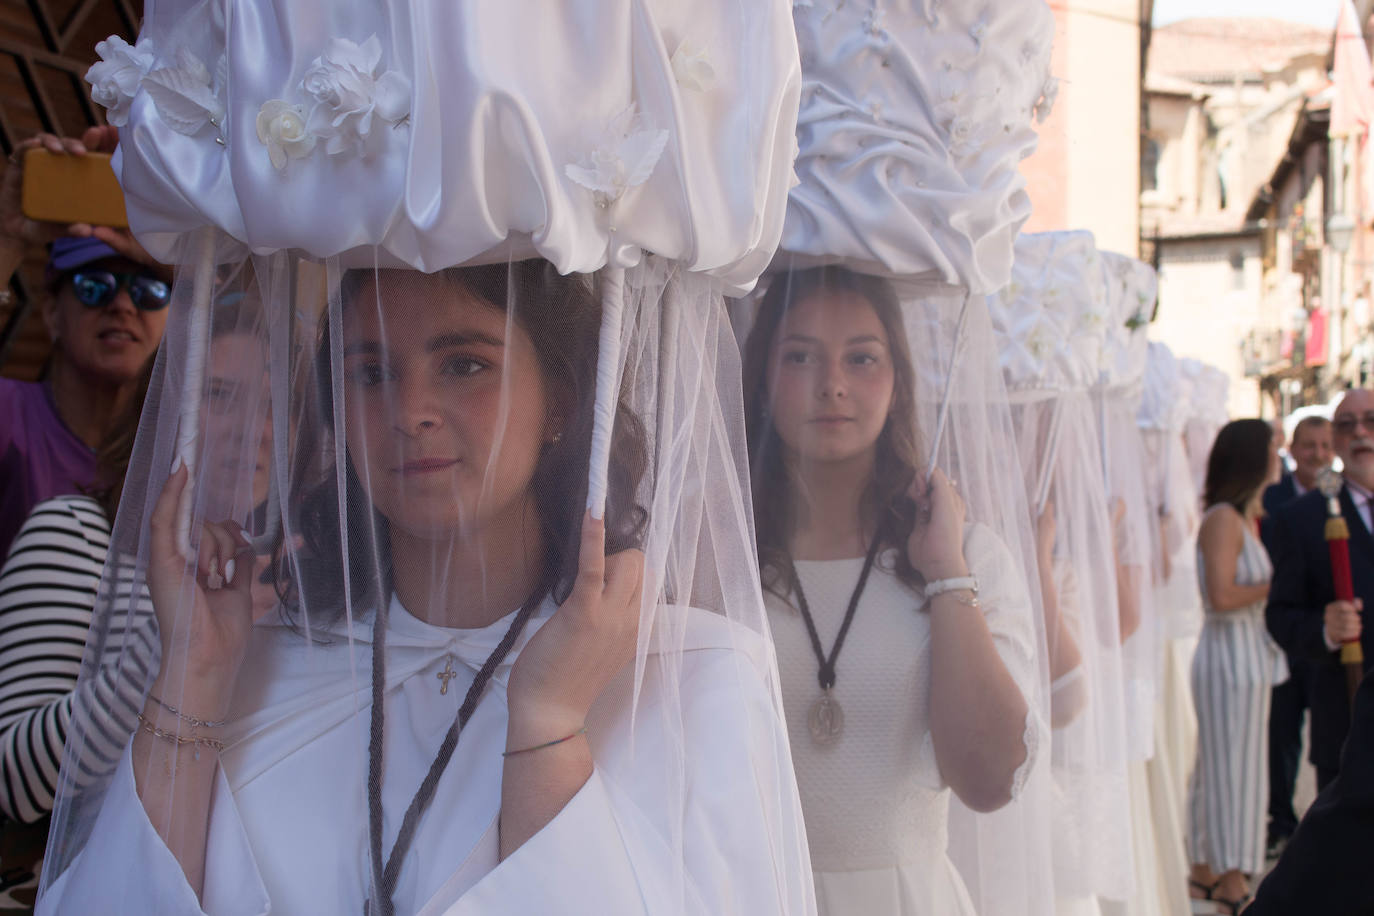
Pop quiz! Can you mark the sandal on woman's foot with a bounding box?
[1189,878,1219,900]
[1214,893,1251,915]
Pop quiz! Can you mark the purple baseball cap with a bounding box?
[45,236,122,289]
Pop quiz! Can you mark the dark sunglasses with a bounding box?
[1333,412,1374,436]
[68,270,172,312]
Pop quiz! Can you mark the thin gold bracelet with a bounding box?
[147,692,228,729]
[502,726,587,758]
[135,713,225,760]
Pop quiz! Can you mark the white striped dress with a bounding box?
[0,496,156,824]
[1186,504,1287,874]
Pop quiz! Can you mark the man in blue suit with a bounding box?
[1259,415,1331,853]
[1267,391,1373,792]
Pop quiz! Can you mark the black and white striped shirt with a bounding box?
[0,496,156,824]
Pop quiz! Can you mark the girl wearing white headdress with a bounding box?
[37,1,814,912]
[741,266,1039,915]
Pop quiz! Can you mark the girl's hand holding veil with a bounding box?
[499,512,645,858]
[147,464,256,716]
[506,512,644,748]
[907,467,971,583]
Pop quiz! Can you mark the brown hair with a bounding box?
[285,260,649,623]
[1203,418,1274,513]
[1291,415,1331,444]
[741,266,922,595]
[87,278,264,519]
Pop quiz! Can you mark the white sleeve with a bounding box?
[440,768,649,915]
[966,524,1038,710]
[964,523,1045,799]
[37,743,269,916]
[443,637,814,915]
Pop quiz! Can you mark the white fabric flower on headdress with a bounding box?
[256,100,316,170]
[301,35,411,156]
[565,104,670,208]
[86,36,156,127]
[671,39,717,92]
[142,49,225,136]
[1026,320,1053,360]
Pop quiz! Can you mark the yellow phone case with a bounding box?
[19,148,129,229]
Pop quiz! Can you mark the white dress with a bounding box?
[40,598,814,915]
[768,524,1038,916]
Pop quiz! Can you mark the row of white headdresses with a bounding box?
[74,0,1228,914]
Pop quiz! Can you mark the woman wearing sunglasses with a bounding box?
[0,128,170,561]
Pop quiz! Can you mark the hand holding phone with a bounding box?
[3,134,86,249]
[4,129,158,269]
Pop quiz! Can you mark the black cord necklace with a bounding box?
[788,534,882,745]
[364,597,537,916]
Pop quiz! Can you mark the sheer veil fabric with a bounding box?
[991,231,1134,906]
[1138,343,1206,844]
[1096,252,1159,764]
[39,2,818,914]
[1179,359,1230,498]
[1138,342,1203,644]
[1096,252,1193,916]
[734,1,1059,913]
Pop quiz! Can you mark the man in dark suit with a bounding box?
[1259,415,1332,852]
[1267,390,1373,792]
[1246,669,1374,915]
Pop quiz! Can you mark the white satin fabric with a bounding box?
[1138,341,1193,437]
[1096,254,1157,762]
[41,599,812,915]
[1179,358,1230,495]
[990,231,1108,396]
[1097,252,1154,391]
[108,0,801,291]
[780,0,1055,293]
[991,231,1135,906]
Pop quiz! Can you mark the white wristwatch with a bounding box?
[923,576,979,602]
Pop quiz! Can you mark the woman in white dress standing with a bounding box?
[1187,418,1285,913]
[742,266,1038,915]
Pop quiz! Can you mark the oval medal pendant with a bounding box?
[808,689,844,745]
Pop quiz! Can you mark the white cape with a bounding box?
[41,598,815,915]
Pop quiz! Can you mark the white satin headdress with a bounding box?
[92,0,801,290]
[1180,357,1231,429]
[990,231,1109,397]
[88,0,804,525]
[1098,251,1155,392]
[1138,341,1192,434]
[780,0,1055,293]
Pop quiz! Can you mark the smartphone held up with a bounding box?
[20,148,128,229]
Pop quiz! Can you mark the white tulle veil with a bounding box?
[38,2,815,913]
[731,1,1060,913]
[991,231,1134,904]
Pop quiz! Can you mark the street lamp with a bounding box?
[1327,213,1356,255]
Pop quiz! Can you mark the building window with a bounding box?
[1229,250,1245,291]
[1142,137,1161,193]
